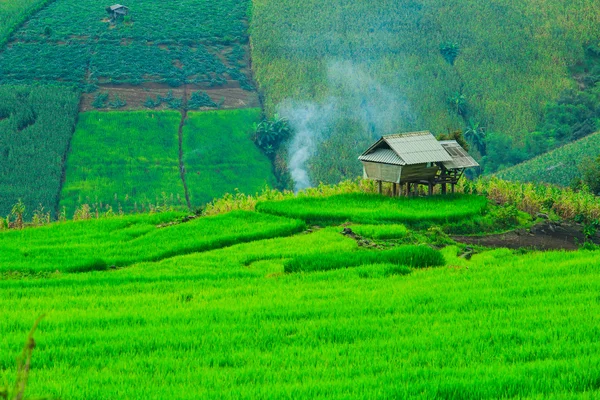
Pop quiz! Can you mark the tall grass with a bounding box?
[284,245,444,273]
[183,109,276,206]
[256,193,488,225]
[0,211,305,274]
[0,85,80,219]
[59,111,185,216]
[1,226,600,398]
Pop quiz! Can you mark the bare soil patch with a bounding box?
[80,85,259,112]
[453,221,600,251]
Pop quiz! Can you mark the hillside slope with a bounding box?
[496,131,600,187]
[250,0,600,185]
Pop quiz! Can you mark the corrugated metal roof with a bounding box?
[440,140,480,169]
[109,4,127,10]
[359,148,405,165]
[384,131,452,165]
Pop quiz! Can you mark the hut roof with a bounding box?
[109,4,128,11]
[439,140,480,169]
[359,131,453,166]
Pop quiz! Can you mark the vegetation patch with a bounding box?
[350,224,408,240]
[183,109,277,206]
[59,111,185,215]
[0,211,305,274]
[0,85,79,218]
[284,245,444,273]
[257,193,488,225]
[496,131,600,188]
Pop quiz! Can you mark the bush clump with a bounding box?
[284,245,444,273]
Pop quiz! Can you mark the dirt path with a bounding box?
[453,221,599,251]
[178,85,192,210]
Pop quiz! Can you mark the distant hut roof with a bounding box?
[439,140,480,169]
[359,131,453,166]
[109,4,128,11]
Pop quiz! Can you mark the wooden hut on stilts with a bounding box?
[358,131,479,196]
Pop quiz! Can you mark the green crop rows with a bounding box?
[250,0,600,183]
[257,193,488,225]
[1,193,600,398]
[60,109,276,214]
[0,84,79,218]
[59,111,184,215]
[497,131,600,187]
[183,109,277,205]
[0,0,253,88]
[0,211,305,274]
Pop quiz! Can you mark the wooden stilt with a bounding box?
[451,183,455,194]
[407,183,411,196]
[442,183,447,195]
[378,181,382,194]
[393,183,397,197]
[428,182,433,196]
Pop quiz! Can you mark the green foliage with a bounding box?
[60,111,185,215]
[440,42,460,65]
[0,0,56,49]
[0,0,254,89]
[350,224,408,240]
[579,155,600,195]
[253,115,291,158]
[257,193,488,225]
[0,211,304,274]
[183,109,277,205]
[187,91,217,110]
[284,245,444,273]
[496,131,600,187]
[108,95,127,109]
[0,85,80,219]
[92,92,109,109]
[2,215,600,397]
[251,0,600,184]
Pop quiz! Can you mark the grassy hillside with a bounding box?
[59,111,185,215]
[183,109,277,205]
[496,131,600,187]
[0,85,79,218]
[250,0,600,183]
[1,195,600,398]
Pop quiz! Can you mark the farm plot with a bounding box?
[0,0,54,48]
[183,109,277,205]
[496,131,600,186]
[59,111,184,215]
[0,211,305,274]
[0,0,255,98]
[1,215,600,398]
[0,84,79,218]
[256,193,489,225]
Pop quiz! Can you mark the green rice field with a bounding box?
[183,109,277,205]
[59,111,185,215]
[1,193,600,398]
[256,193,489,225]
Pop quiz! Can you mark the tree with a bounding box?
[253,115,291,158]
[464,119,486,155]
[579,155,600,195]
[440,42,460,65]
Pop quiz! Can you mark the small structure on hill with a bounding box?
[358,131,479,195]
[106,4,129,20]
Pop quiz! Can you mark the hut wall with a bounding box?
[399,163,438,182]
[361,162,401,183]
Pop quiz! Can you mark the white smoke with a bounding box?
[279,61,413,192]
[278,100,336,191]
